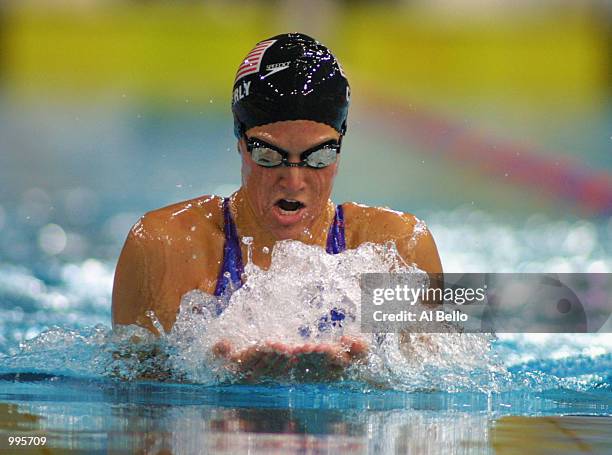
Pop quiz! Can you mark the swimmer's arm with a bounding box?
[112,231,186,382]
[112,228,162,336]
[395,215,443,276]
[393,215,445,353]
[394,215,444,305]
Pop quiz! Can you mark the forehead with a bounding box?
[246,120,339,151]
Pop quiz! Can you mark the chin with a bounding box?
[271,224,306,241]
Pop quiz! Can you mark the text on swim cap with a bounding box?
[233,80,251,104]
[261,62,291,80]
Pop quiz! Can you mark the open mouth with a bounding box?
[275,198,305,214]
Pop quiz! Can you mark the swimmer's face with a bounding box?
[239,120,340,240]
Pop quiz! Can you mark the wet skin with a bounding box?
[112,120,443,381]
[238,120,340,241]
[213,336,369,382]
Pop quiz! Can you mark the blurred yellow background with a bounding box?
[3,1,609,113]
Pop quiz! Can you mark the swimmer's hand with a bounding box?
[212,336,368,382]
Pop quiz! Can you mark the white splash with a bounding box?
[161,240,501,390]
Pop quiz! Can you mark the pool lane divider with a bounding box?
[366,96,612,217]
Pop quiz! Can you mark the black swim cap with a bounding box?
[231,33,350,139]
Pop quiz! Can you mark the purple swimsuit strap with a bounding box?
[326,203,346,255]
[214,201,345,297]
[213,198,244,298]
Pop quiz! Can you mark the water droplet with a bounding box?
[145,310,164,334]
[38,224,67,255]
[242,237,254,264]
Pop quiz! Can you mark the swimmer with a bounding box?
[112,33,443,381]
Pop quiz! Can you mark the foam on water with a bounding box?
[1,241,498,391]
[161,240,502,390]
[0,226,609,393]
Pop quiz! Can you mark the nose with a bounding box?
[278,165,307,192]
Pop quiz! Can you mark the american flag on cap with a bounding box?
[234,39,277,83]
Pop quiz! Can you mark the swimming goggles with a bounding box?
[245,135,341,169]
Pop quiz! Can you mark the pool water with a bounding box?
[0,234,611,453]
[1,102,611,453]
[0,379,610,454]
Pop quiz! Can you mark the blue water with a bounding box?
[1,101,611,453]
[0,374,610,452]
[0,213,609,452]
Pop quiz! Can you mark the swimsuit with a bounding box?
[213,198,346,298]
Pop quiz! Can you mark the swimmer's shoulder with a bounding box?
[129,195,225,244]
[341,201,442,273]
[114,195,229,327]
[113,195,226,333]
[341,201,424,244]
